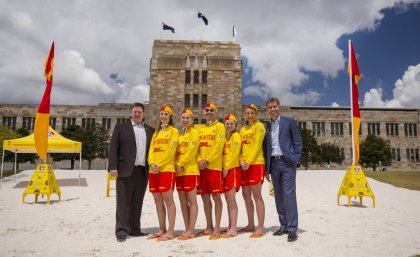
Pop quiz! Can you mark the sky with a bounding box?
[0,0,419,108]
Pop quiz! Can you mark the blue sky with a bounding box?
[0,1,419,108]
[244,5,420,107]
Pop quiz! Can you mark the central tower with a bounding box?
[149,40,242,127]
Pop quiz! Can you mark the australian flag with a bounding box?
[162,22,175,33]
[198,11,208,25]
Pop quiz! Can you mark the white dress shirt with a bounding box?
[271,116,283,156]
[131,120,146,166]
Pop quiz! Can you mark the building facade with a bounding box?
[1,103,419,169]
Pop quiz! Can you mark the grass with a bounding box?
[364,171,420,191]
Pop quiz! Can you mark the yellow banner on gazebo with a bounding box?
[3,126,81,153]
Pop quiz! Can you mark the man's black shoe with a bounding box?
[129,231,149,237]
[273,227,288,236]
[116,235,127,242]
[287,231,298,242]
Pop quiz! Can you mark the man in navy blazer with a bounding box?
[263,97,302,242]
[108,102,155,242]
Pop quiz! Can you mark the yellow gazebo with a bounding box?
[1,126,82,183]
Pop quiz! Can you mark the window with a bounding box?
[22,117,35,130]
[185,94,191,108]
[386,123,399,136]
[102,118,111,130]
[297,122,306,130]
[349,122,362,135]
[62,118,76,130]
[2,116,17,130]
[117,118,130,124]
[82,118,96,129]
[367,123,380,135]
[201,118,206,124]
[404,123,417,137]
[193,94,199,109]
[202,71,207,84]
[391,148,401,161]
[194,70,199,84]
[193,118,198,124]
[185,70,190,84]
[330,122,344,136]
[201,94,207,108]
[312,122,325,136]
[49,117,56,129]
[406,148,419,162]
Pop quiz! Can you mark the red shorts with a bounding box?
[149,172,175,193]
[224,167,241,192]
[176,175,200,192]
[197,169,224,195]
[241,164,265,186]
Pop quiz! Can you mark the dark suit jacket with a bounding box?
[263,116,302,173]
[108,121,154,177]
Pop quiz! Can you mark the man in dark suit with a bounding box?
[263,97,302,242]
[108,102,154,242]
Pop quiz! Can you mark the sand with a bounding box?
[0,169,419,257]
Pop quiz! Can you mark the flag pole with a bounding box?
[349,40,356,165]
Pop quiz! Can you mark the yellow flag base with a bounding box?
[337,165,375,208]
[22,163,61,204]
[106,172,117,197]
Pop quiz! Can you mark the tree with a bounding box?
[0,125,17,163]
[319,143,344,165]
[360,134,392,171]
[14,127,37,170]
[80,123,109,170]
[51,125,82,169]
[300,128,321,170]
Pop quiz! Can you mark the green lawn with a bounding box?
[364,171,420,191]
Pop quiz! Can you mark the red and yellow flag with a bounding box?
[34,41,54,162]
[348,40,361,164]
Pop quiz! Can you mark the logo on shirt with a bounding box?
[199,142,210,147]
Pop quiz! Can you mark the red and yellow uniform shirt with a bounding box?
[240,120,266,165]
[176,127,199,176]
[198,120,226,171]
[148,125,179,173]
[223,132,242,171]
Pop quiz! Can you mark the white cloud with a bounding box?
[55,50,114,95]
[392,64,420,107]
[117,83,150,104]
[0,0,418,105]
[363,63,420,108]
[331,102,340,107]
[243,85,270,100]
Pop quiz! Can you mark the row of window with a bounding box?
[185,94,207,109]
[1,117,131,131]
[390,148,420,162]
[296,121,417,137]
[185,70,207,84]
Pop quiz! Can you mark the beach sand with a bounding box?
[1,169,419,257]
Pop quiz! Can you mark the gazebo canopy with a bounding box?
[3,126,81,153]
